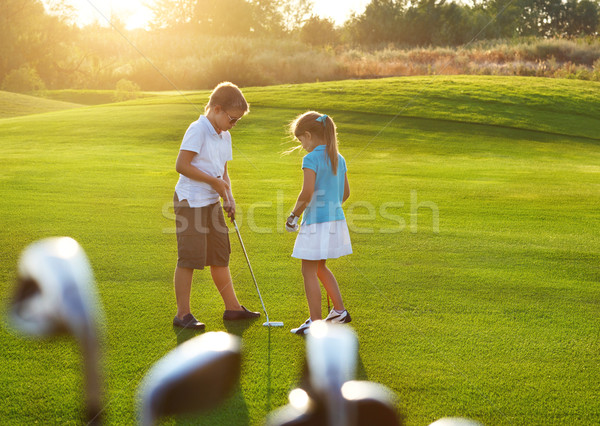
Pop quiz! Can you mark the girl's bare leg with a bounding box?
[302,260,322,320]
[317,260,345,311]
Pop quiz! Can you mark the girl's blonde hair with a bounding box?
[289,111,339,174]
[205,81,249,114]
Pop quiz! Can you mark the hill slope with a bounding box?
[0,91,83,118]
[131,76,600,140]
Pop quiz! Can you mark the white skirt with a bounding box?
[292,220,353,260]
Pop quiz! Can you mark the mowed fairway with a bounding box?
[1,76,599,425]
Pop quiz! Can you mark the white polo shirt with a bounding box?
[175,115,233,208]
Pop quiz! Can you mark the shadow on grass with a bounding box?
[169,382,250,425]
[223,318,259,337]
[356,353,368,381]
[168,324,251,425]
[172,326,205,346]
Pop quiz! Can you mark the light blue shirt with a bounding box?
[301,145,347,225]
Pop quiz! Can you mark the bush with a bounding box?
[113,79,140,102]
[1,66,46,93]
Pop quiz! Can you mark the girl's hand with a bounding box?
[285,213,299,232]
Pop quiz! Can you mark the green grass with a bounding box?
[1,76,599,425]
[0,91,83,118]
[43,90,157,106]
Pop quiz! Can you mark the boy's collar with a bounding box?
[200,115,221,137]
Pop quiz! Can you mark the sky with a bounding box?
[57,0,372,30]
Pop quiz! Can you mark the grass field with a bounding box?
[0,91,83,118]
[1,76,599,425]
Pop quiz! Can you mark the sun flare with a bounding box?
[60,0,370,30]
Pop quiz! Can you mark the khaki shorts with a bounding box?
[174,192,230,270]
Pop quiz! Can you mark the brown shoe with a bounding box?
[173,313,205,330]
[223,305,260,321]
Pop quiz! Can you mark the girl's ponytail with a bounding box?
[323,115,339,175]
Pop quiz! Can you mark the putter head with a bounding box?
[138,332,241,425]
[264,321,284,327]
[9,237,102,342]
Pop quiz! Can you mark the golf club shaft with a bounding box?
[82,336,103,425]
[233,220,270,323]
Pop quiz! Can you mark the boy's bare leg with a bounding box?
[317,260,345,311]
[211,265,242,311]
[174,266,193,319]
[302,260,322,320]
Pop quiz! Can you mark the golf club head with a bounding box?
[137,332,241,425]
[9,237,102,342]
[267,382,403,426]
[428,418,484,426]
[306,321,358,393]
[341,381,403,426]
[304,321,358,426]
[266,388,325,426]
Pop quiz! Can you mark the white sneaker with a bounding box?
[291,318,312,335]
[324,309,352,324]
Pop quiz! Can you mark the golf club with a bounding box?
[137,332,241,425]
[8,237,104,424]
[306,321,358,426]
[267,322,402,426]
[232,218,284,327]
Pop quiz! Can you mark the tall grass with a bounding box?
[339,38,600,81]
[125,34,342,90]
[38,34,600,92]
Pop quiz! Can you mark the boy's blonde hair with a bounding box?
[205,82,249,114]
[290,111,339,174]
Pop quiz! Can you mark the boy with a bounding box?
[173,82,259,329]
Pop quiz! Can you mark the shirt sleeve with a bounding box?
[302,152,317,173]
[226,133,233,162]
[180,122,204,154]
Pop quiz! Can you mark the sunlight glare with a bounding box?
[61,0,153,30]
[60,0,371,30]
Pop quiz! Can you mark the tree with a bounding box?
[150,0,254,34]
[1,65,45,93]
[562,0,599,35]
[518,0,564,36]
[345,0,404,45]
[300,15,338,46]
[0,0,74,88]
[149,0,311,34]
[0,0,46,79]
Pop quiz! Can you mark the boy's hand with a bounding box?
[211,177,230,199]
[223,198,236,222]
[285,213,299,232]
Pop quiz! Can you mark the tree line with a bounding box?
[342,0,599,46]
[1,0,599,92]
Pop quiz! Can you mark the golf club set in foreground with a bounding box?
[6,237,483,425]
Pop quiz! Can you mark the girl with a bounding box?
[286,111,352,336]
